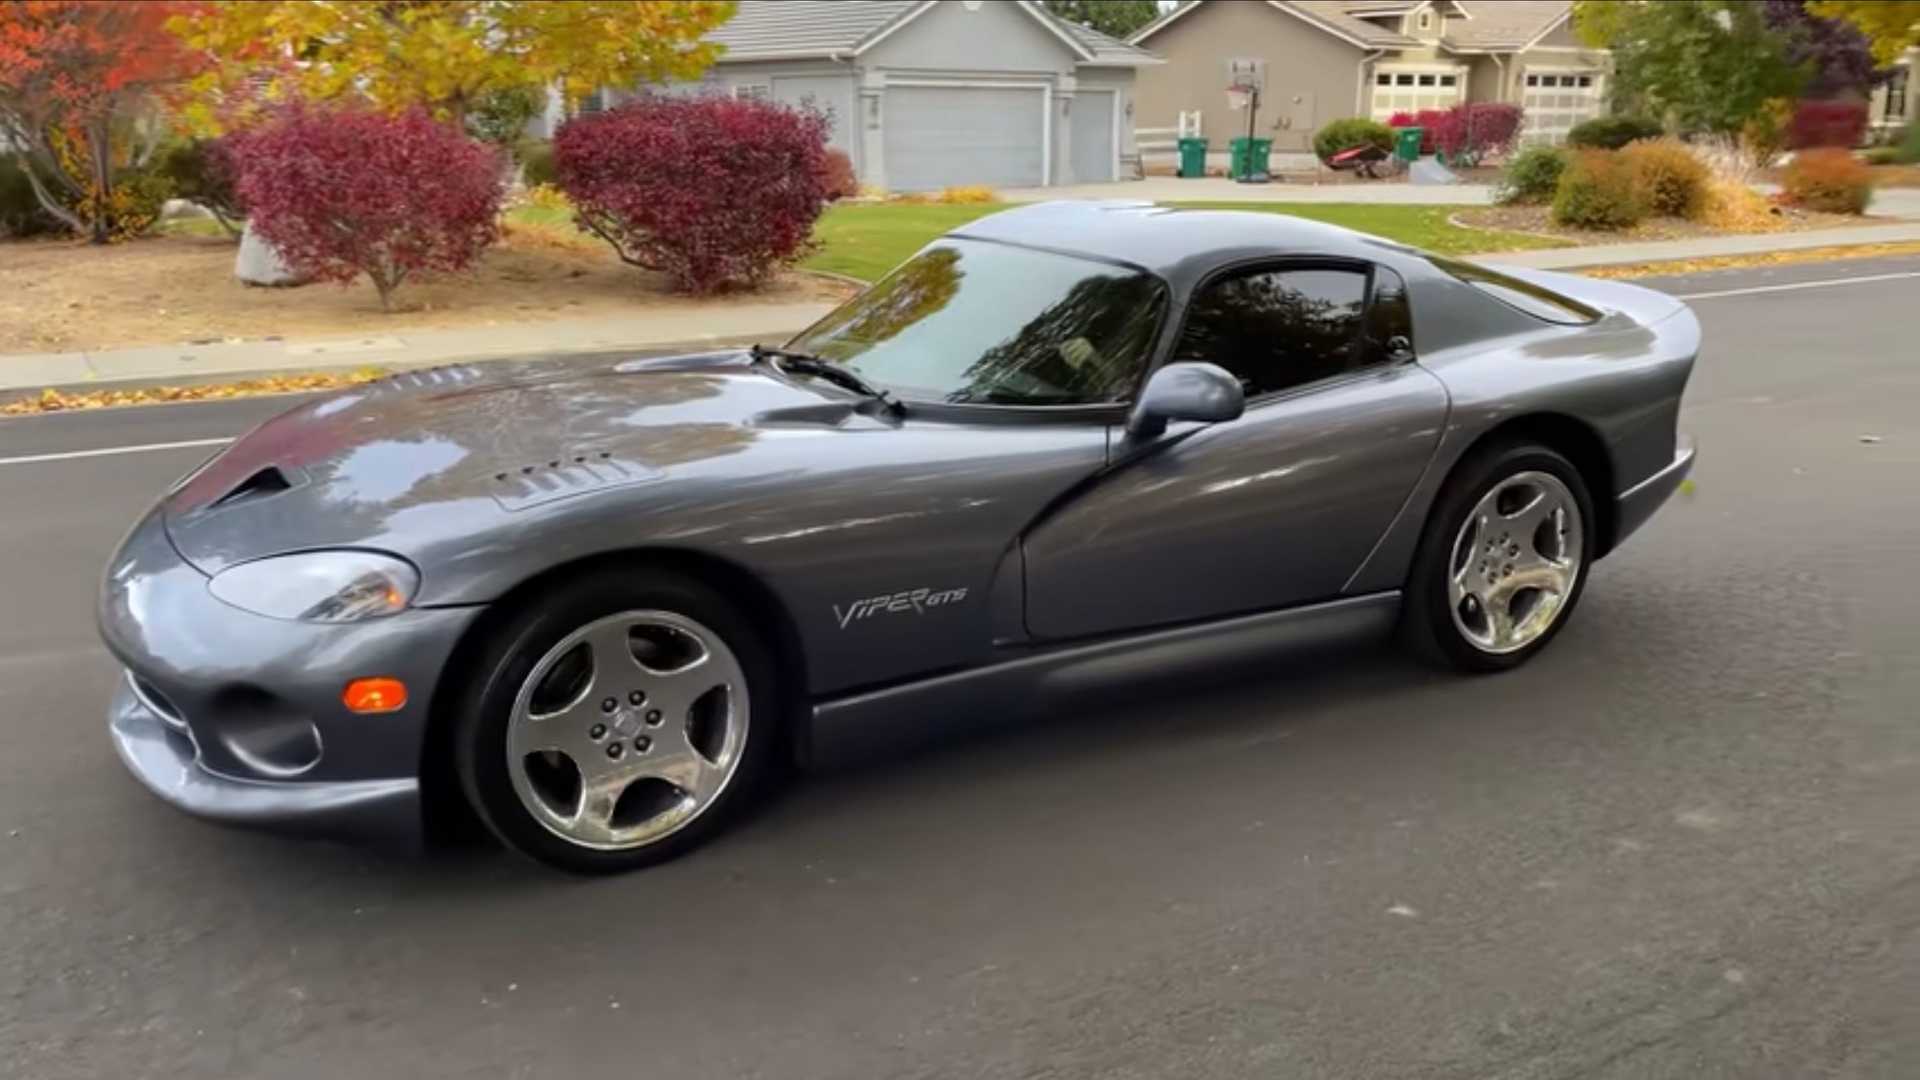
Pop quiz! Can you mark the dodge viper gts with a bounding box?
[100,202,1697,873]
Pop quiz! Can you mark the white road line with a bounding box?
[0,436,231,468]
[1675,270,1920,301]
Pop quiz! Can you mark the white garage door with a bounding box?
[883,84,1046,192]
[1370,67,1466,122]
[1521,70,1603,145]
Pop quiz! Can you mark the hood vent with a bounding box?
[210,465,294,509]
[491,451,661,512]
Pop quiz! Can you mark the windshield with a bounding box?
[787,238,1167,406]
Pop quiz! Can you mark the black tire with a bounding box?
[453,568,783,874]
[1401,440,1596,673]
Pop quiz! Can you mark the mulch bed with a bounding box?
[1453,203,1883,245]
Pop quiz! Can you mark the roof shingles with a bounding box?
[708,0,1157,65]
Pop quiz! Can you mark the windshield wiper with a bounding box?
[750,344,904,416]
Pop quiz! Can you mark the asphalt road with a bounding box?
[3,257,1918,1079]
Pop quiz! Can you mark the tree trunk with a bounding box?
[88,117,113,245]
[11,153,90,236]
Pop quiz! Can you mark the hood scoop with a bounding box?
[208,465,296,510]
[491,451,662,512]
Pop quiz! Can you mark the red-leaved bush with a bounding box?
[1785,99,1868,150]
[1428,103,1524,165]
[556,95,832,293]
[233,106,504,310]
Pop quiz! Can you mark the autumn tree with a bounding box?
[1807,0,1920,63]
[1763,0,1888,98]
[1041,0,1161,39]
[172,1,739,131]
[0,0,203,242]
[1574,0,1807,133]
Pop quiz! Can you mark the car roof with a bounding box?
[949,201,1426,284]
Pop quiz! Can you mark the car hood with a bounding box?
[161,351,890,576]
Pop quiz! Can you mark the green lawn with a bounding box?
[799,200,1562,282]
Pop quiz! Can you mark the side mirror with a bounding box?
[1126,362,1245,440]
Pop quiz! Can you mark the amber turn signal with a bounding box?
[343,677,408,714]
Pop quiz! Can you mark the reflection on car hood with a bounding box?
[162,351,883,575]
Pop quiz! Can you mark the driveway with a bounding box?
[3,256,1918,1078]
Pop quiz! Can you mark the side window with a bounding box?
[1173,266,1369,396]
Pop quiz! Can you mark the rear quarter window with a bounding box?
[1428,256,1601,326]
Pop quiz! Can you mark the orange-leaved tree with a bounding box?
[171,0,739,132]
[0,0,205,242]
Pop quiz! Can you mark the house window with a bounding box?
[1577,75,1593,88]
[1888,67,1910,121]
[1525,74,1539,87]
[1417,10,1432,31]
[734,84,771,102]
[1439,74,1456,87]
[579,89,608,115]
[1377,73,1392,86]
[1396,73,1415,86]
[1416,74,1434,87]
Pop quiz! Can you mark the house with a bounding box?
[568,0,1160,191]
[1868,47,1916,137]
[1128,0,1611,163]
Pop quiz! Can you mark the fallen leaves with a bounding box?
[1,368,387,416]
[1585,241,1920,279]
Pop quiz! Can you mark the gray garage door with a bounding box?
[883,85,1045,191]
[1070,90,1116,184]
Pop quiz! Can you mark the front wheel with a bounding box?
[1402,442,1595,672]
[454,570,780,874]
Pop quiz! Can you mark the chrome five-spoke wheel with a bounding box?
[507,610,750,851]
[1447,470,1583,655]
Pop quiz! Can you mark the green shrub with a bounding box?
[1496,145,1567,205]
[156,139,246,237]
[1313,117,1393,164]
[1552,150,1645,230]
[1566,115,1664,151]
[1898,120,1920,165]
[517,138,557,187]
[1621,137,1710,219]
[0,157,64,238]
[1782,147,1874,214]
[1862,145,1901,165]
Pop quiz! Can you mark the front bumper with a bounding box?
[1612,437,1696,550]
[110,677,425,850]
[98,507,481,851]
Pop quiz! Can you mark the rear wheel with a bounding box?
[454,570,779,874]
[1403,442,1594,672]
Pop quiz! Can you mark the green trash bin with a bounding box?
[1177,137,1208,178]
[1394,126,1424,163]
[1228,136,1273,180]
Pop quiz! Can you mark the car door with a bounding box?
[1021,259,1448,640]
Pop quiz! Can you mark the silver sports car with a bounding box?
[100,202,1697,873]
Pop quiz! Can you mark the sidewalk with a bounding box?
[1476,221,1920,270]
[0,300,836,395]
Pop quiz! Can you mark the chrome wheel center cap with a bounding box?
[610,709,643,738]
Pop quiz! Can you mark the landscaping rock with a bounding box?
[1410,158,1461,185]
[235,221,311,287]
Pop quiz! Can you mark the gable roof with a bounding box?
[1131,0,1578,53]
[1442,0,1572,50]
[707,0,1157,66]
[1131,1,1415,50]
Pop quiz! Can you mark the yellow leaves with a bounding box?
[1,369,388,416]
[1807,1,1920,64]
[179,0,738,126]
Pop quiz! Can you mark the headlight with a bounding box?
[208,551,419,623]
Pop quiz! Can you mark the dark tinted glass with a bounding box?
[1429,255,1600,325]
[1173,267,1369,396]
[1368,265,1413,358]
[789,239,1166,406]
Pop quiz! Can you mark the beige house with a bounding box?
[1128,0,1611,160]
